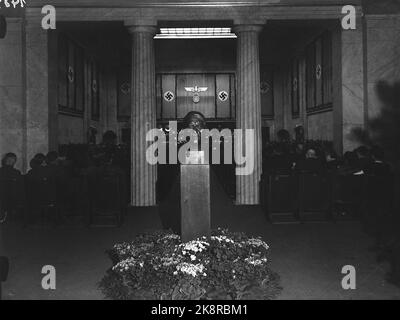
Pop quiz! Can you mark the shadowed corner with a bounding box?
[351,80,400,168]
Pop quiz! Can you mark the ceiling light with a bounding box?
[155,27,237,39]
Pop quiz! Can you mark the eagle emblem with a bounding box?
[185,86,208,103]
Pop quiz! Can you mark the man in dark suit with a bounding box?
[365,146,392,176]
[45,151,66,180]
[0,153,22,223]
[295,148,324,173]
[0,153,21,178]
[355,146,372,172]
[266,144,293,174]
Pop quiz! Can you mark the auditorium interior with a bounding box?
[1,0,400,299]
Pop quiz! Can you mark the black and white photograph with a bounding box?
[1,0,400,306]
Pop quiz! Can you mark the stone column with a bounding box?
[0,18,24,171]
[365,15,400,120]
[332,21,365,153]
[127,24,157,206]
[234,24,263,205]
[25,20,58,170]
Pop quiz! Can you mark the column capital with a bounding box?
[124,19,158,35]
[233,23,264,34]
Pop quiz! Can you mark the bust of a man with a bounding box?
[183,111,206,133]
[181,111,207,164]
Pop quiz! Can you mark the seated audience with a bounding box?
[295,148,324,173]
[0,153,21,179]
[276,129,291,144]
[292,143,305,165]
[338,151,363,176]
[45,151,66,180]
[27,157,49,180]
[355,146,372,172]
[324,149,340,171]
[33,153,47,167]
[0,153,22,223]
[265,144,293,173]
[365,146,392,176]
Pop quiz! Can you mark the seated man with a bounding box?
[26,157,51,181]
[0,153,22,223]
[338,151,363,176]
[293,142,305,164]
[268,144,293,174]
[45,151,66,180]
[0,153,21,179]
[295,148,324,173]
[365,146,392,176]
[26,158,58,213]
[324,149,340,171]
[355,145,372,172]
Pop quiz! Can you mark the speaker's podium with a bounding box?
[158,151,211,242]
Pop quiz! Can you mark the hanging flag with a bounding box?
[322,31,333,105]
[315,36,323,107]
[67,40,75,110]
[261,69,274,118]
[0,15,6,39]
[306,42,316,111]
[58,34,68,109]
[291,59,299,117]
[216,74,231,118]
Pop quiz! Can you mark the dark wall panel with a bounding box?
[117,66,131,119]
[261,68,274,118]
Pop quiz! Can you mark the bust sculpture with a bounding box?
[181,111,207,164]
[183,111,206,132]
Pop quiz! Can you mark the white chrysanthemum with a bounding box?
[112,257,145,272]
[210,235,235,244]
[160,255,181,267]
[179,240,210,254]
[176,262,206,277]
[160,234,181,241]
[246,238,270,251]
[245,256,268,266]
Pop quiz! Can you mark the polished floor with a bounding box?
[1,189,400,299]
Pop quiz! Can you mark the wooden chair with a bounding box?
[298,172,331,222]
[60,173,90,223]
[331,174,365,221]
[262,172,299,223]
[362,174,394,237]
[0,175,26,223]
[26,175,59,226]
[87,168,126,227]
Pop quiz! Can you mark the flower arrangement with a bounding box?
[99,229,281,300]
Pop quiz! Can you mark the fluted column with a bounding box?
[235,24,263,205]
[128,24,157,206]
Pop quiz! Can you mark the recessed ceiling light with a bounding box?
[155,27,237,39]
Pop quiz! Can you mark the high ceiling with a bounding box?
[28,0,363,8]
[3,0,399,18]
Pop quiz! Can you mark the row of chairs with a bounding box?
[260,171,394,223]
[0,171,127,227]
